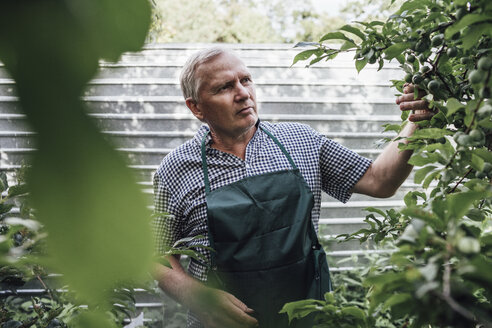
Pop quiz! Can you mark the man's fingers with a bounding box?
[397,83,435,122]
[409,110,436,122]
[403,83,414,94]
[224,294,258,327]
[396,93,415,104]
[399,100,429,111]
[226,293,252,313]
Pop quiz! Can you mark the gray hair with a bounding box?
[179,47,233,102]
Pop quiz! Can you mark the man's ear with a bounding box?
[185,97,204,121]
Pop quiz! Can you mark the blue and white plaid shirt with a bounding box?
[153,120,371,280]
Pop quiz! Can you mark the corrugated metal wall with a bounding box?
[0,43,411,321]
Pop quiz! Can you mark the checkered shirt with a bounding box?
[152,120,371,327]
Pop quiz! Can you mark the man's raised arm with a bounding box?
[352,84,435,198]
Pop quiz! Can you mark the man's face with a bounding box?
[189,52,258,139]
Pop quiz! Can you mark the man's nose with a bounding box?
[234,82,250,101]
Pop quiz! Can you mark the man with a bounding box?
[152,47,432,328]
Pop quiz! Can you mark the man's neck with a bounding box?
[209,125,257,160]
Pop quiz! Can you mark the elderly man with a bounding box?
[152,47,432,328]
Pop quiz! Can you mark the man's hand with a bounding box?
[396,83,436,122]
[153,259,258,328]
[193,286,259,328]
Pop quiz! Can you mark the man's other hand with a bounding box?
[194,286,259,328]
[396,83,436,122]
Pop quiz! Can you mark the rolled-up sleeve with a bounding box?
[319,137,372,203]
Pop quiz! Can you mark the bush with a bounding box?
[285,0,492,326]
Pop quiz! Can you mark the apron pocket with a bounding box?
[308,246,332,300]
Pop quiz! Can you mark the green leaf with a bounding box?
[384,42,412,60]
[72,310,117,328]
[382,124,401,133]
[460,256,492,290]
[408,152,442,166]
[0,0,154,309]
[445,14,492,39]
[294,41,319,48]
[445,98,464,117]
[340,306,366,321]
[462,24,489,50]
[7,184,29,197]
[478,118,492,129]
[292,49,318,66]
[470,154,485,172]
[319,31,352,43]
[404,192,417,207]
[414,166,437,184]
[408,128,452,140]
[383,293,412,310]
[309,54,327,66]
[423,170,440,189]
[395,0,432,15]
[279,300,323,323]
[0,172,7,192]
[401,207,443,230]
[473,148,492,163]
[365,207,387,217]
[0,203,15,214]
[340,24,366,40]
[448,191,486,221]
[340,40,357,50]
[355,58,368,73]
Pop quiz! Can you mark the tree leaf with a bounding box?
[340,40,357,50]
[462,24,489,50]
[355,58,368,73]
[279,300,323,323]
[319,31,352,43]
[473,148,492,163]
[384,42,412,60]
[383,293,412,310]
[470,154,485,172]
[292,49,318,66]
[408,128,452,140]
[340,306,366,321]
[401,207,443,230]
[395,0,432,15]
[414,166,437,184]
[340,24,366,40]
[445,14,492,39]
[448,191,487,221]
[294,41,319,48]
[445,98,464,117]
[423,170,440,189]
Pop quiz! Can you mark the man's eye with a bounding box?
[242,77,252,83]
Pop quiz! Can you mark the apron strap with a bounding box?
[259,125,298,170]
[201,130,212,194]
[200,125,298,194]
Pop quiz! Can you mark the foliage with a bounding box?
[147,0,370,43]
[286,0,492,327]
[149,0,282,43]
[0,1,154,327]
[280,252,412,327]
[0,171,151,327]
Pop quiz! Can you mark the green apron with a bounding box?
[201,126,332,328]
